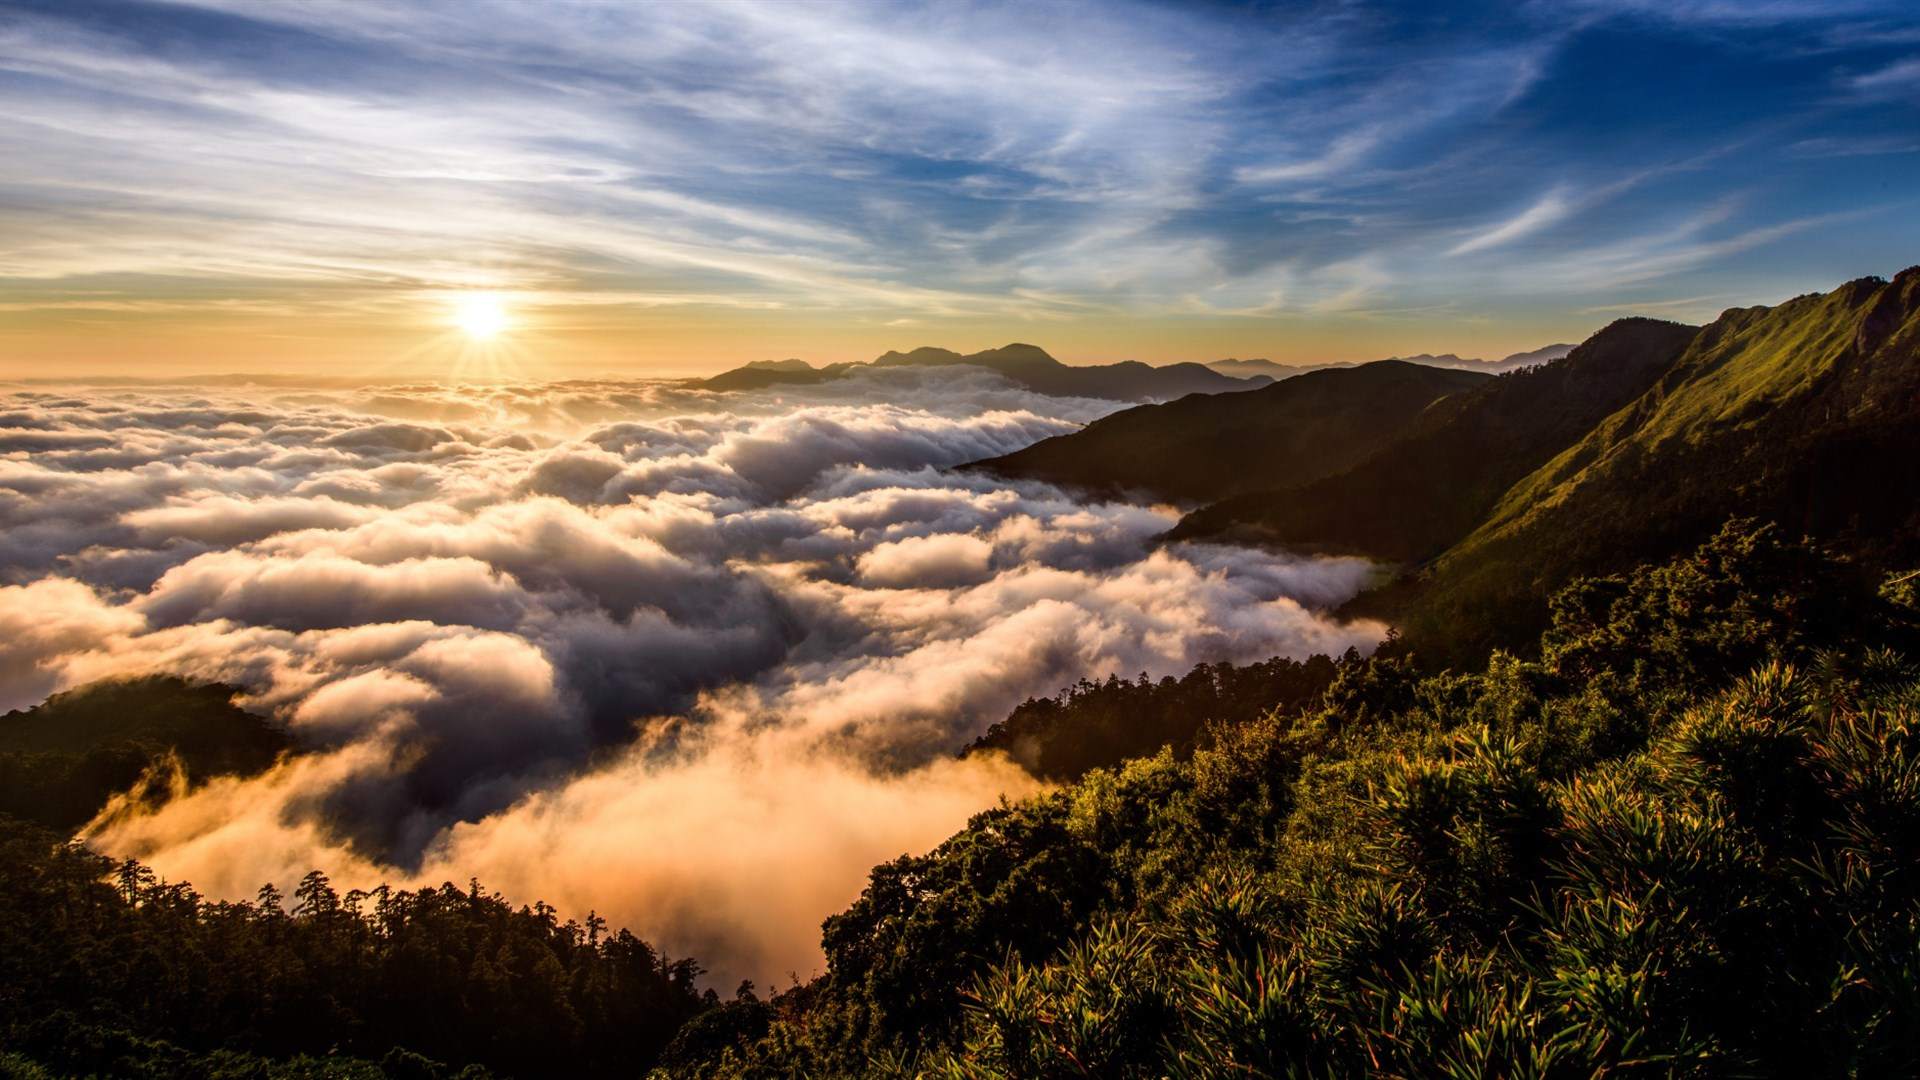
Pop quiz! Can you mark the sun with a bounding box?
[451,293,511,341]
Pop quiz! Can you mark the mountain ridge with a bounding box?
[696,340,1576,403]
[1385,266,1920,659]
[970,359,1491,503]
[959,267,1920,664]
[697,342,1264,402]
[1171,318,1697,560]
[1202,343,1574,380]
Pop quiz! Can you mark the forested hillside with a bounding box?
[0,677,287,831]
[0,827,707,1078]
[963,652,1346,781]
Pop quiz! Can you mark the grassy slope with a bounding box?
[1389,268,1920,663]
[973,360,1490,503]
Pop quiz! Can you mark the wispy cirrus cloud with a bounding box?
[1236,128,1388,185]
[1448,187,1576,255]
[1852,56,1920,92]
[0,0,1916,366]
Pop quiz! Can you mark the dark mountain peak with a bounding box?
[1208,357,1351,380]
[1856,266,1920,356]
[1,674,251,751]
[742,357,815,372]
[873,346,966,367]
[1556,317,1699,379]
[1302,357,1484,385]
[965,343,1062,369]
[973,358,1488,504]
[1590,315,1693,335]
[1387,350,1581,374]
[871,343,1062,372]
[1834,274,1892,305]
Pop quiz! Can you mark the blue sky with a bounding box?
[1,0,1917,373]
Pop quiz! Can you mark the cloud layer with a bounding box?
[1,369,1383,984]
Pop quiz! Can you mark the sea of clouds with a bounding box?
[0,366,1384,984]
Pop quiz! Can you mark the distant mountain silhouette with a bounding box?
[1383,352,1476,368]
[1202,343,1574,381]
[1489,342,1577,369]
[1196,357,1339,379]
[698,358,845,392]
[1388,346,1576,373]
[970,360,1490,503]
[697,343,1263,401]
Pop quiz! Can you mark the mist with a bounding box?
[0,366,1385,985]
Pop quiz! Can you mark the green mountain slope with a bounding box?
[1172,318,1698,560]
[0,675,288,829]
[1393,267,1920,661]
[973,360,1490,503]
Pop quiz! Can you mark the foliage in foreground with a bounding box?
[5,523,1917,1078]
[667,522,1920,1077]
[0,835,708,1079]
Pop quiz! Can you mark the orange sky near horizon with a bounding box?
[0,297,1615,381]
